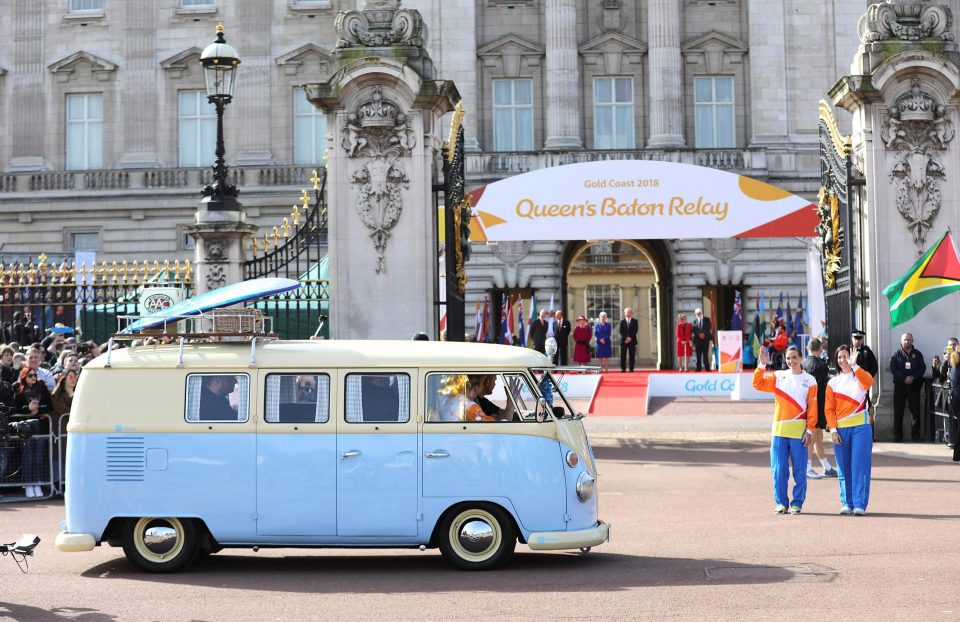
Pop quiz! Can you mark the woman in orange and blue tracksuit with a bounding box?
[753,345,818,514]
[825,344,875,516]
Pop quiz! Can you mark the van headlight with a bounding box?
[576,472,595,502]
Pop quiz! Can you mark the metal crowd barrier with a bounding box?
[0,413,67,503]
[930,381,954,445]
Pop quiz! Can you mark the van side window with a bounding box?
[345,373,410,423]
[265,374,330,423]
[186,374,249,423]
[425,373,530,423]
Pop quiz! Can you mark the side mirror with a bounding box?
[535,397,548,423]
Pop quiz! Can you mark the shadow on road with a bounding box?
[79,551,811,592]
[0,604,116,621]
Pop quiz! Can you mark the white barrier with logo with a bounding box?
[645,372,772,413]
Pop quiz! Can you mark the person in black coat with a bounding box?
[619,308,639,372]
[851,330,879,377]
[199,375,239,421]
[889,332,925,442]
[553,311,572,366]
[802,338,836,478]
[529,309,550,355]
[693,308,714,372]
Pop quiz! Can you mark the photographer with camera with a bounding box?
[12,366,51,498]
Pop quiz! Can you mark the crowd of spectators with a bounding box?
[0,320,119,498]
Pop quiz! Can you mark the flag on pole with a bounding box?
[526,295,537,348]
[731,290,742,331]
[478,296,489,342]
[500,296,512,345]
[750,306,762,364]
[883,231,960,327]
[767,294,774,325]
[517,294,526,347]
[776,292,783,321]
[758,291,765,328]
[507,295,516,344]
[473,298,483,341]
[785,296,793,337]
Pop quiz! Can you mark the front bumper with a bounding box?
[55,532,96,552]
[527,520,610,551]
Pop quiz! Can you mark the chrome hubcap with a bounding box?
[143,524,178,555]
[457,519,495,554]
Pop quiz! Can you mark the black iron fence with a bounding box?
[0,258,193,346]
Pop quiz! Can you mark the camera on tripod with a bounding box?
[0,405,38,441]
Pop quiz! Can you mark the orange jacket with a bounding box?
[752,368,818,438]
[824,365,874,429]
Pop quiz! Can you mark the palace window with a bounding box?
[66,94,103,170]
[178,91,216,168]
[181,0,214,6]
[69,0,102,11]
[493,79,533,151]
[594,77,634,149]
[294,88,328,166]
[694,76,735,148]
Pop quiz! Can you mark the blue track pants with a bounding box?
[771,435,807,508]
[834,424,872,510]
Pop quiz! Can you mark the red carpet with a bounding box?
[589,371,652,417]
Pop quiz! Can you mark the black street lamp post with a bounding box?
[199,23,241,211]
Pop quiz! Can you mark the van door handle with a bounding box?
[425,451,449,459]
[341,450,361,458]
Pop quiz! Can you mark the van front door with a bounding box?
[335,370,419,537]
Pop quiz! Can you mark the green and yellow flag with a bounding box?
[883,231,960,327]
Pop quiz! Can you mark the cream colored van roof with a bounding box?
[86,340,553,370]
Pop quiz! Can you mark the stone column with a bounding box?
[185,209,257,295]
[646,0,685,149]
[747,0,789,147]
[117,0,160,168]
[306,0,458,340]
[7,0,47,170]
[543,0,582,150]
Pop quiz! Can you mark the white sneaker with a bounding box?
[24,486,35,498]
[840,506,853,515]
[806,469,825,479]
[853,508,867,516]
[32,486,43,498]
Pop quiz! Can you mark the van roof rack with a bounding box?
[113,307,278,342]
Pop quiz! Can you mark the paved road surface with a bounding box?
[1,410,957,621]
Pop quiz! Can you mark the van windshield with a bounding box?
[531,370,578,419]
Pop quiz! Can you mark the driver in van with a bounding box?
[437,375,496,422]
[199,375,239,421]
[474,374,521,421]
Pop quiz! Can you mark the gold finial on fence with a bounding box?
[119,261,127,283]
[263,231,272,253]
[301,189,310,211]
[282,217,291,238]
[162,259,170,280]
[183,259,192,282]
[292,204,301,227]
[38,254,48,271]
[251,236,260,257]
[311,169,321,191]
[272,226,281,246]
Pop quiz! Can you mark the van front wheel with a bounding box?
[122,517,200,573]
[439,505,516,570]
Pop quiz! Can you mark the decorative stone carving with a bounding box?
[704,238,745,263]
[335,0,424,49]
[204,238,228,262]
[598,0,624,34]
[206,264,226,290]
[859,0,953,43]
[880,79,955,248]
[342,86,415,273]
[492,241,533,265]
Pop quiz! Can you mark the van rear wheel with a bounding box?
[121,517,200,573]
[439,505,516,570]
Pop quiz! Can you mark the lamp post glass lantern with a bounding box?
[200,23,241,210]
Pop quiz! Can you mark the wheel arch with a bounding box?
[428,500,526,548]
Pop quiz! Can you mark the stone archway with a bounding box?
[561,239,672,369]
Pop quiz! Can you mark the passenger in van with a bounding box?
[199,375,239,421]
[437,375,498,423]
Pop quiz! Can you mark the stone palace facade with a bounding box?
[0,0,867,364]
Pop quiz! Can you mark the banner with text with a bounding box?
[468,160,818,241]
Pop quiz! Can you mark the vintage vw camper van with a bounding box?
[56,340,609,572]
